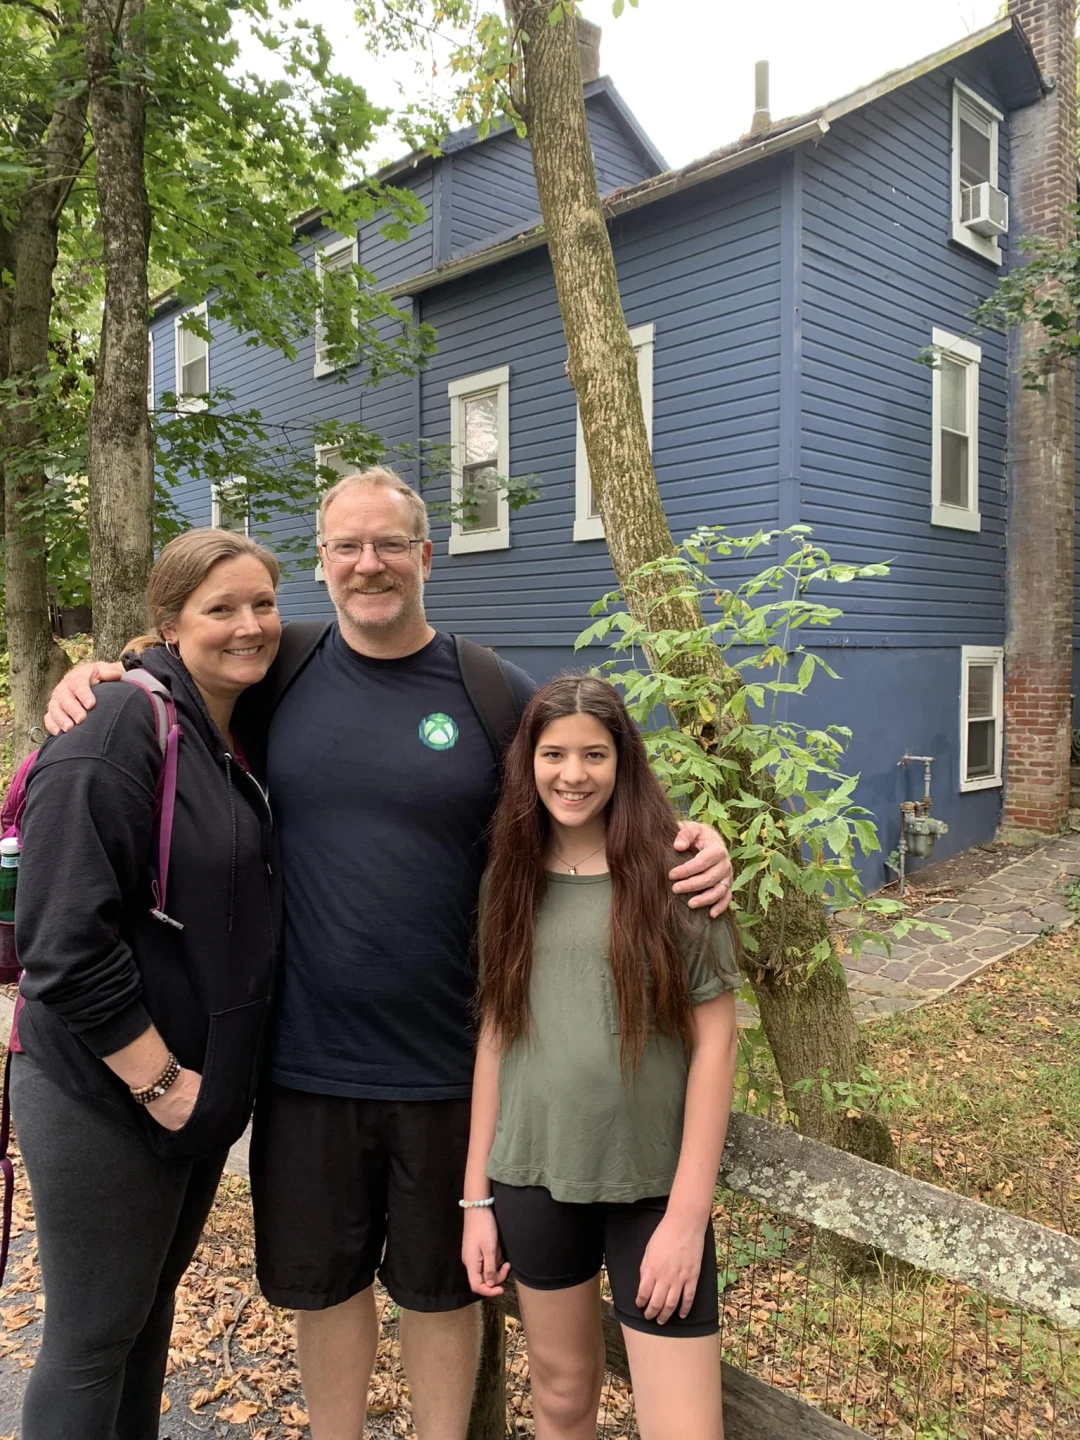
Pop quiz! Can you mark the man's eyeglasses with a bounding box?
[320,536,424,562]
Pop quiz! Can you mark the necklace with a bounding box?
[551,841,607,876]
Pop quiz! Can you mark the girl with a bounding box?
[463,676,740,1440]
[12,529,282,1439]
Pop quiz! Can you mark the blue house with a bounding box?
[149,14,1075,885]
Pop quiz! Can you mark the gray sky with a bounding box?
[239,0,1004,170]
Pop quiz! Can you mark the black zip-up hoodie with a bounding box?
[14,647,280,1161]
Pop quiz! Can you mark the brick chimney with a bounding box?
[1002,0,1077,837]
[577,17,601,83]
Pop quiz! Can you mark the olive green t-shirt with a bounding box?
[486,872,740,1204]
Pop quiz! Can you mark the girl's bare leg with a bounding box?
[515,1278,607,1440]
[622,1326,724,1440]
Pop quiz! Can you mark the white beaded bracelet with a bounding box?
[458,1197,495,1209]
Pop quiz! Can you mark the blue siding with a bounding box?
[449,94,661,257]
[421,162,784,648]
[799,60,1010,644]
[150,42,1038,881]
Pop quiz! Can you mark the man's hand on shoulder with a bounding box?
[670,822,733,919]
[44,661,125,735]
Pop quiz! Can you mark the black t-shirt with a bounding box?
[265,626,536,1100]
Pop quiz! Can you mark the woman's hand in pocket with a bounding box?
[462,1207,510,1298]
[146,1068,202,1131]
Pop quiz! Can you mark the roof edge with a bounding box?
[391,118,828,299]
[824,16,1045,121]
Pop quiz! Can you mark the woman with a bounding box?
[10,528,282,1439]
[463,676,740,1440]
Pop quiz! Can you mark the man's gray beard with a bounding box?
[333,578,426,639]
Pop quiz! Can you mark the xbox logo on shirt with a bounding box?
[419,712,459,751]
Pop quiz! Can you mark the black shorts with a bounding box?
[249,1085,476,1313]
[492,1182,719,1338]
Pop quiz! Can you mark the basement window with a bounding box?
[959,646,1003,792]
[211,479,248,536]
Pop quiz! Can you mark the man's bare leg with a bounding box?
[399,1303,481,1440]
[295,1286,381,1440]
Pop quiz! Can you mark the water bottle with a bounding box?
[0,838,19,925]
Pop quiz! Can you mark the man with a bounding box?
[47,467,733,1440]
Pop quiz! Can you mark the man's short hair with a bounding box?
[318,466,430,541]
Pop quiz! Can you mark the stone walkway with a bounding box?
[838,834,1080,1020]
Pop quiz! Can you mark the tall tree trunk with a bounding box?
[2,70,85,760]
[85,0,153,659]
[509,0,891,1167]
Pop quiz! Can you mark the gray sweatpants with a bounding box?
[10,1053,227,1440]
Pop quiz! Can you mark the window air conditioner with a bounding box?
[961,182,1008,238]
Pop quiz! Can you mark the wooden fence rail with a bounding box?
[466,1112,1080,1439]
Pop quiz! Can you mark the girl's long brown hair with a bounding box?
[478,675,738,1071]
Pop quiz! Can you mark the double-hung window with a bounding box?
[175,305,209,413]
[448,367,510,555]
[574,323,655,541]
[951,82,1005,264]
[314,236,359,377]
[147,332,154,412]
[931,328,981,533]
[211,479,248,535]
[959,646,1003,791]
[314,444,352,580]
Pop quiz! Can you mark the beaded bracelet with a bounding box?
[130,1053,180,1106]
[458,1197,495,1209]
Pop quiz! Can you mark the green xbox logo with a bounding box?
[419,712,459,751]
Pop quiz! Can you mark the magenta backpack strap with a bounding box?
[120,670,183,932]
[0,1052,13,1284]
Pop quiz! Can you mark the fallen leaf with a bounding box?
[219,1400,262,1423]
[159,1394,171,1415]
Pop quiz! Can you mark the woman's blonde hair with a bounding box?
[124,529,280,656]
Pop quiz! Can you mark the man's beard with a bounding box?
[333,577,424,635]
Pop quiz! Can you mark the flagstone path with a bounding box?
[837,834,1080,1020]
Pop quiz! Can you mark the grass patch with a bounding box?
[713,930,1080,1440]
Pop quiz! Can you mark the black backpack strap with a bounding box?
[233,621,332,774]
[454,634,524,762]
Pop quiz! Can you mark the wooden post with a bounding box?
[466,1300,506,1440]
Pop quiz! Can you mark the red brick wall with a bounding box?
[1003,0,1077,834]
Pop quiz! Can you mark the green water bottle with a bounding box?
[0,838,20,924]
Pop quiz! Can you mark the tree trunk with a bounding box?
[85,0,154,659]
[1,67,85,759]
[509,0,892,1166]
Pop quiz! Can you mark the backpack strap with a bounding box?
[233,622,331,775]
[120,670,183,930]
[453,635,524,763]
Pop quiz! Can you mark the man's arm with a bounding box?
[44,660,125,734]
[671,821,733,918]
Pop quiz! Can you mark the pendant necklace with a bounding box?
[552,841,607,876]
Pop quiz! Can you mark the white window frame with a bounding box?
[174,305,209,413]
[959,646,1003,792]
[574,323,655,542]
[950,81,1004,266]
[210,478,249,536]
[314,443,348,582]
[147,332,154,412]
[448,366,511,555]
[314,236,359,378]
[930,327,981,533]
